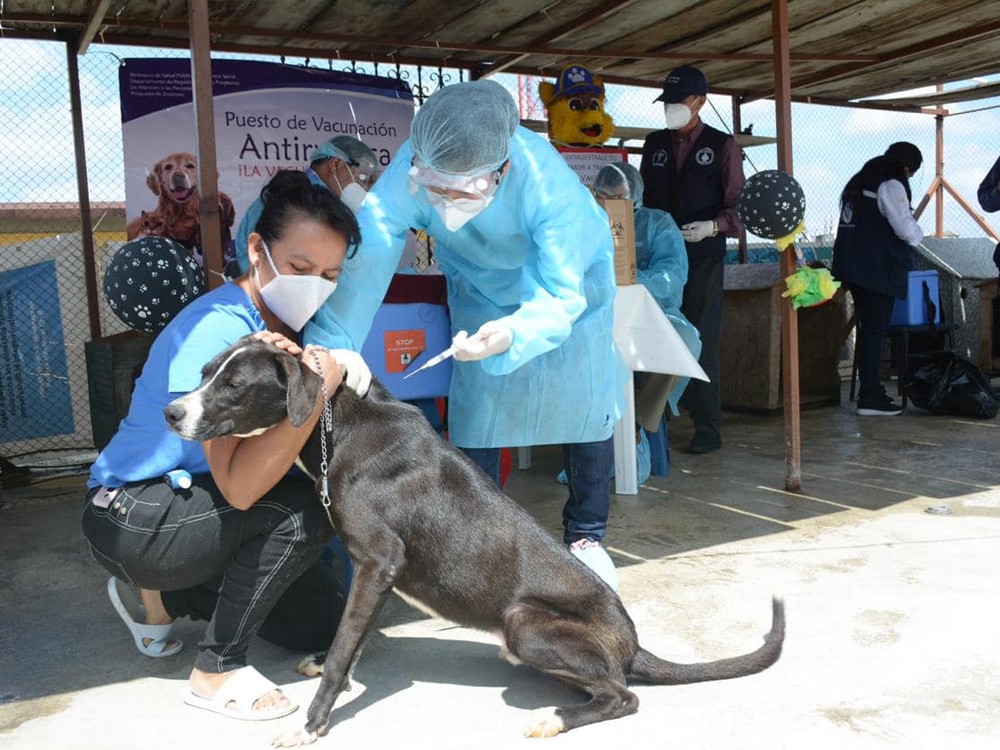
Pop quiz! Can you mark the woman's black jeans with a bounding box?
[849,284,898,404]
[82,473,344,673]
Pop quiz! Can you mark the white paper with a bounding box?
[613,284,708,381]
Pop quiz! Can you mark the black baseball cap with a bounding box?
[654,65,708,103]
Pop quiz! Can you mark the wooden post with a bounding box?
[67,41,101,341]
[772,0,801,492]
[188,0,224,289]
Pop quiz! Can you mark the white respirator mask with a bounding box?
[339,181,368,212]
[664,103,693,130]
[255,240,337,332]
[432,195,494,232]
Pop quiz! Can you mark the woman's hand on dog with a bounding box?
[252,332,370,398]
[253,330,303,355]
[301,346,347,398]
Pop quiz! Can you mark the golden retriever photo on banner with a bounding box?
[125,151,235,262]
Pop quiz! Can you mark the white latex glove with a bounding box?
[327,348,372,397]
[451,320,513,362]
[680,220,716,243]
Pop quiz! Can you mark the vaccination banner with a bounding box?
[0,260,74,443]
[118,58,415,265]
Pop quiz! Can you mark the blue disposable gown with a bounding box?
[304,126,624,448]
[634,206,703,415]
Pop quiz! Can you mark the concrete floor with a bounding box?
[2,388,1000,749]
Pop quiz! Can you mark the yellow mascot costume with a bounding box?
[538,65,615,147]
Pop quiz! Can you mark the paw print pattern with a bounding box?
[736,169,806,240]
[102,235,208,334]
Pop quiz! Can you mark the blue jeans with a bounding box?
[462,437,613,545]
[82,474,343,672]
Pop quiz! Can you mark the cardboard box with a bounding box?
[598,197,637,285]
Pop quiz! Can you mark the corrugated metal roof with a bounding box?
[2,0,999,109]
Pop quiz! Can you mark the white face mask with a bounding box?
[255,240,337,332]
[432,194,494,232]
[664,103,693,130]
[339,181,367,212]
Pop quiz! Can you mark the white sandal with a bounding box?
[106,577,184,658]
[182,666,299,721]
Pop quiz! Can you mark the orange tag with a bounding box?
[383,329,426,374]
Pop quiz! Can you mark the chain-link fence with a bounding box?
[2,36,999,458]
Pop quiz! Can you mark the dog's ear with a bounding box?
[147,168,161,196]
[276,351,321,428]
[538,81,556,107]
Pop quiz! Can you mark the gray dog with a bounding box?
[165,336,785,744]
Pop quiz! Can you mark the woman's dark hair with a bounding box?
[840,141,922,207]
[255,169,361,258]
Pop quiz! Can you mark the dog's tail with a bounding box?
[628,597,785,684]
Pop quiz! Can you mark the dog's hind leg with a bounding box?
[502,603,639,738]
[272,531,406,748]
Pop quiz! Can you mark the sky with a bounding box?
[1,38,999,242]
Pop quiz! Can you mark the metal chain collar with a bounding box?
[307,348,336,528]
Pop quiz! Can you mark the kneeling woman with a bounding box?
[83,170,369,720]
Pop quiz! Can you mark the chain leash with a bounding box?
[307,348,336,529]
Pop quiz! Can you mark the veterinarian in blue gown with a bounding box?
[592,162,702,416]
[304,80,624,589]
[229,135,378,277]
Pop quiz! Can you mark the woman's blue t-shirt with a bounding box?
[88,282,265,489]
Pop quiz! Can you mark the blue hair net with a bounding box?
[593,162,644,205]
[309,136,378,174]
[411,80,519,177]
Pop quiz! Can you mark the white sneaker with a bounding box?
[568,539,619,591]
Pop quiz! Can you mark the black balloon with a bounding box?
[103,236,206,334]
[737,169,806,240]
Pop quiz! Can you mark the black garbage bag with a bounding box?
[907,350,1000,419]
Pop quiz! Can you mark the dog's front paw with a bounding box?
[271,727,319,747]
[524,707,565,739]
[295,653,325,678]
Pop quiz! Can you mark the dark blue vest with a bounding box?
[831,181,913,299]
[640,124,730,259]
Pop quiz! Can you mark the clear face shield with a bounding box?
[407,158,507,231]
[408,158,505,205]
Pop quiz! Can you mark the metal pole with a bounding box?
[66,40,102,341]
[772,0,801,492]
[188,0,224,289]
[731,95,748,264]
[935,99,944,238]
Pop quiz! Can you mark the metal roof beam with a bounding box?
[476,0,641,78]
[789,16,1000,95]
[0,13,880,64]
[77,0,112,55]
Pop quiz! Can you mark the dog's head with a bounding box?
[147,152,199,205]
[164,336,320,442]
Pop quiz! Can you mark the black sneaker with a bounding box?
[687,433,722,453]
[857,398,903,416]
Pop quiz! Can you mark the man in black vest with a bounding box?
[640,65,745,454]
